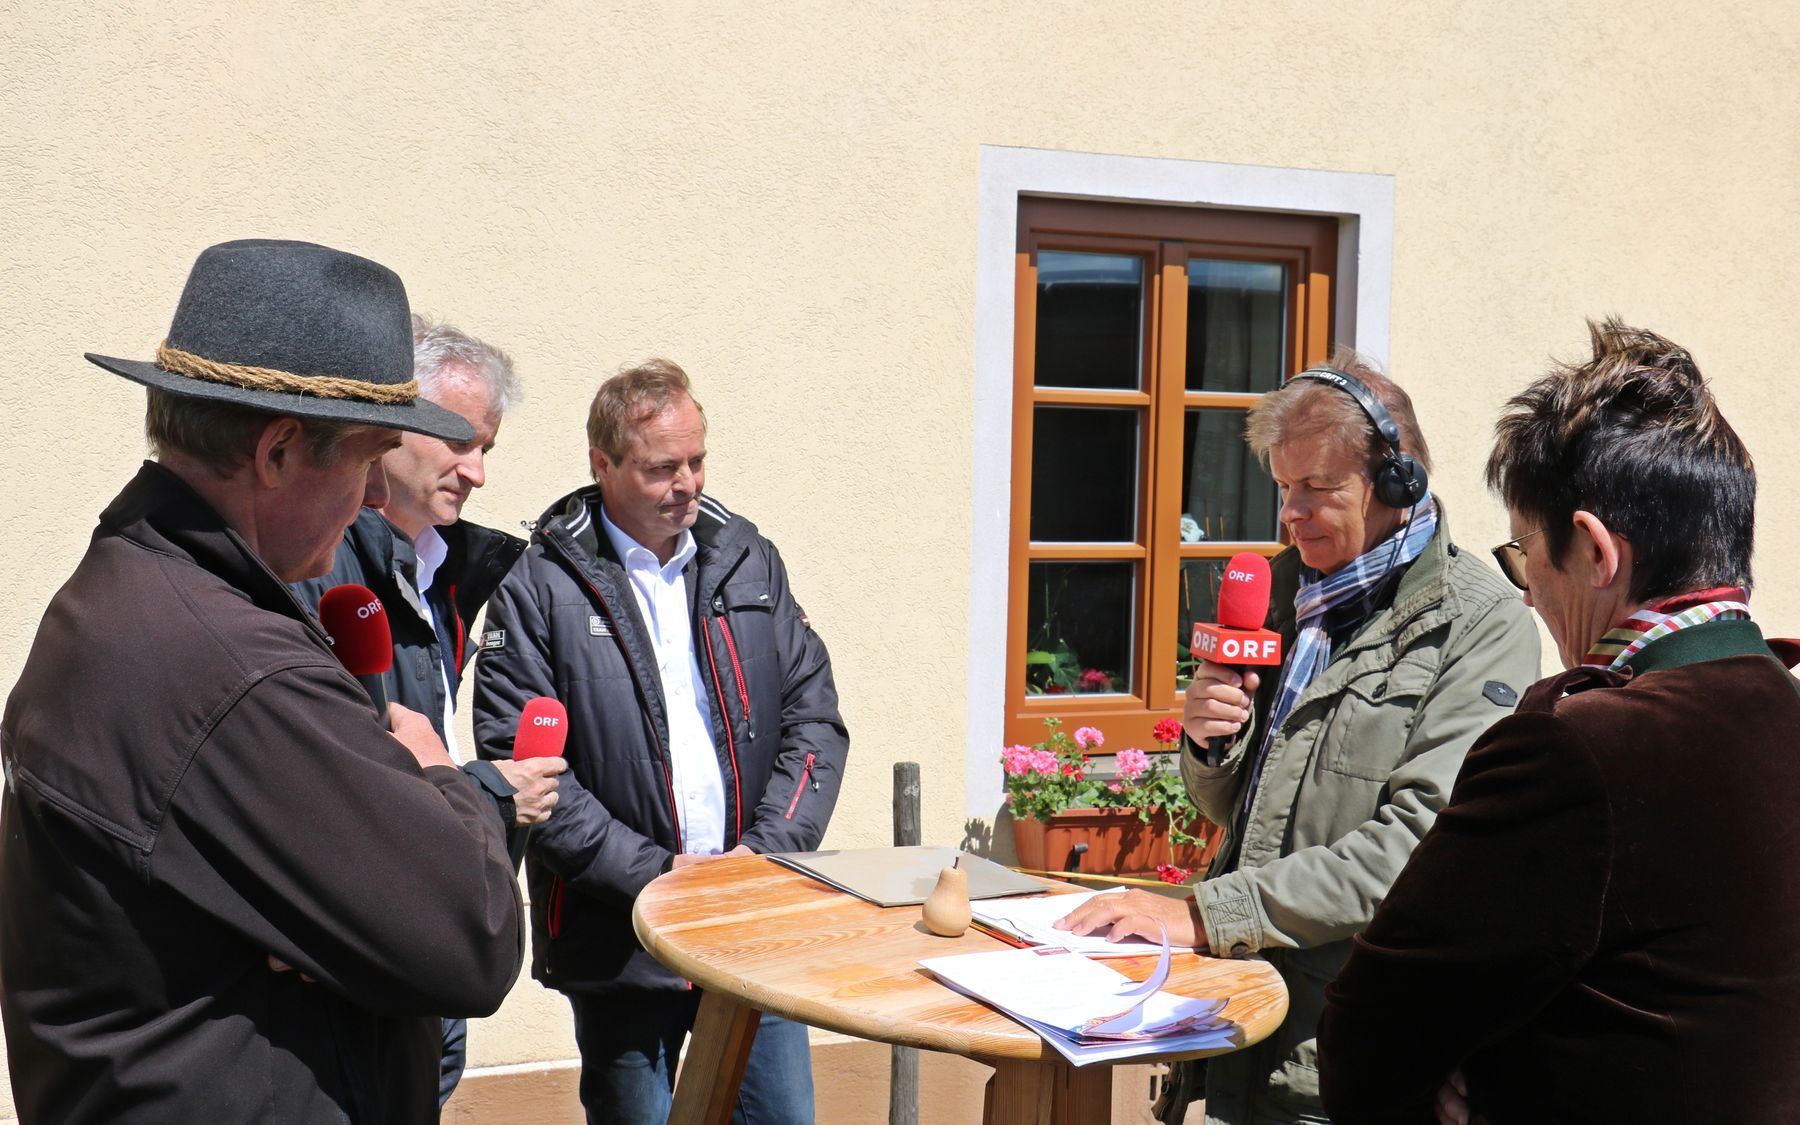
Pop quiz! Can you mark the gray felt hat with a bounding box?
[86,239,474,442]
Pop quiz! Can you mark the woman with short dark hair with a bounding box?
[1319,320,1800,1124]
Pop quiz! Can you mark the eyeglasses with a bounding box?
[1491,529,1543,591]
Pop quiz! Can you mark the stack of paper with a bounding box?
[973,888,1204,958]
[919,940,1237,1065]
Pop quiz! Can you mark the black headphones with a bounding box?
[1288,366,1428,510]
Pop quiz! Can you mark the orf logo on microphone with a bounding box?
[532,714,562,728]
[355,599,382,620]
[1191,621,1284,665]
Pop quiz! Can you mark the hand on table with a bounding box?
[1052,888,1207,949]
[672,844,755,869]
[1183,660,1263,745]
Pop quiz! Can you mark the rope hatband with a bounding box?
[156,341,420,405]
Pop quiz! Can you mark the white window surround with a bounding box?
[965,144,1395,821]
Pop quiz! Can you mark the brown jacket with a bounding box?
[0,463,524,1123]
[1319,619,1800,1123]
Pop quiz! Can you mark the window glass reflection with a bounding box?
[1024,561,1135,696]
[1180,409,1278,544]
[1032,406,1139,543]
[1036,251,1144,390]
[1186,260,1286,393]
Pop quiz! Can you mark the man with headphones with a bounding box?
[1059,349,1541,1125]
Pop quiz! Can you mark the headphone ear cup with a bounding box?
[1375,454,1428,509]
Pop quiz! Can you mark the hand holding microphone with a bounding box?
[317,584,449,770]
[1185,553,1283,755]
[498,698,569,827]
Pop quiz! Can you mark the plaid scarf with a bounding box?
[1582,586,1751,671]
[1229,496,1440,838]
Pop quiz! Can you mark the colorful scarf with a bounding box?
[1231,496,1440,830]
[1582,586,1751,671]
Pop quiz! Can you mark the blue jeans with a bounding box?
[570,990,814,1125]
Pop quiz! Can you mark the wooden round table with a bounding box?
[633,855,1288,1124]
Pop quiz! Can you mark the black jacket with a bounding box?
[0,463,523,1123]
[292,508,525,733]
[293,509,527,824]
[473,487,848,995]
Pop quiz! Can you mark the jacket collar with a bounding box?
[339,506,525,627]
[536,485,752,605]
[1625,618,1778,675]
[103,461,325,635]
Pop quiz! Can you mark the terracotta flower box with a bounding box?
[1012,807,1220,878]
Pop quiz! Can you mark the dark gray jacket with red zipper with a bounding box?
[471,485,848,995]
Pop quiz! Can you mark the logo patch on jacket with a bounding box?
[588,615,612,637]
[482,629,506,651]
[1483,680,1518,706]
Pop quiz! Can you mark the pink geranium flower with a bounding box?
[1078,668,1112,691]
[1115,747,1150,781]
[1073,726,1104,750]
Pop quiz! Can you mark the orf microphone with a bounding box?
[318,584,393,712]
[1191,553,1282,757]
[509,698,569,865]
[1191,553,1282,667]
[515,697,569,760]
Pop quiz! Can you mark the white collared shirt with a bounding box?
[410,525,462,763]
[599,507,726,855]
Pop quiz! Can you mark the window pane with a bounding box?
[1035,251,1143,390]
[1186,259,1286,393]
[1031,406,1139,542]
[1024,561,1135,696]
[1181,409,1278,543]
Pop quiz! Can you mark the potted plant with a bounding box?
[1002,718,1221,883]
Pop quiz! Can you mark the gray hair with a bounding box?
[411,313,522,417]
[1245,345,1433,478]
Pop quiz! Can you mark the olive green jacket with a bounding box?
[1180,516,1540,1125]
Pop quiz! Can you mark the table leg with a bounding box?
[983,1058,1115,1125]
[669,991,761,1125]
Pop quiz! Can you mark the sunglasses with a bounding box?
[1491,528,1543,591]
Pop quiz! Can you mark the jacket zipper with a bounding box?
[785,753,816,819]
[547,534,684,846]
[700,617,745,844]
[717,618,753,735]
[546,876,566,939]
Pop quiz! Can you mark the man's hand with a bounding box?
[492,756,567,826]
[671,844,755,869]
[386,703,453,770]
[1435,1068,1472,1125]
[1052,889,1206,949]
[1183,660,1263,745]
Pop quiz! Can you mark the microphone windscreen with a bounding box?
[516,697,570,760]
[317,584,395,677]
[1217,552,1274,631]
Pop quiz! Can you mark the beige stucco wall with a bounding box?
[4,0,1798,1115]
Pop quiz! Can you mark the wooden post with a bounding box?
[890,762,921,1125]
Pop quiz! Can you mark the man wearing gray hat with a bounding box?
[0,240,525,1123]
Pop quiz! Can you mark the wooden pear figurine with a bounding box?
[922,857,972,937]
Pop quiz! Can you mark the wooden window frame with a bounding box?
[1005,197,1339,749]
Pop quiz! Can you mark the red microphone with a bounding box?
[515,697,569,760]
[317,584,393,710]
[1190,553,1282,667]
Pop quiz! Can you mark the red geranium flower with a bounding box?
[1152,718,1184,746]
[1155,863,1190,885]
